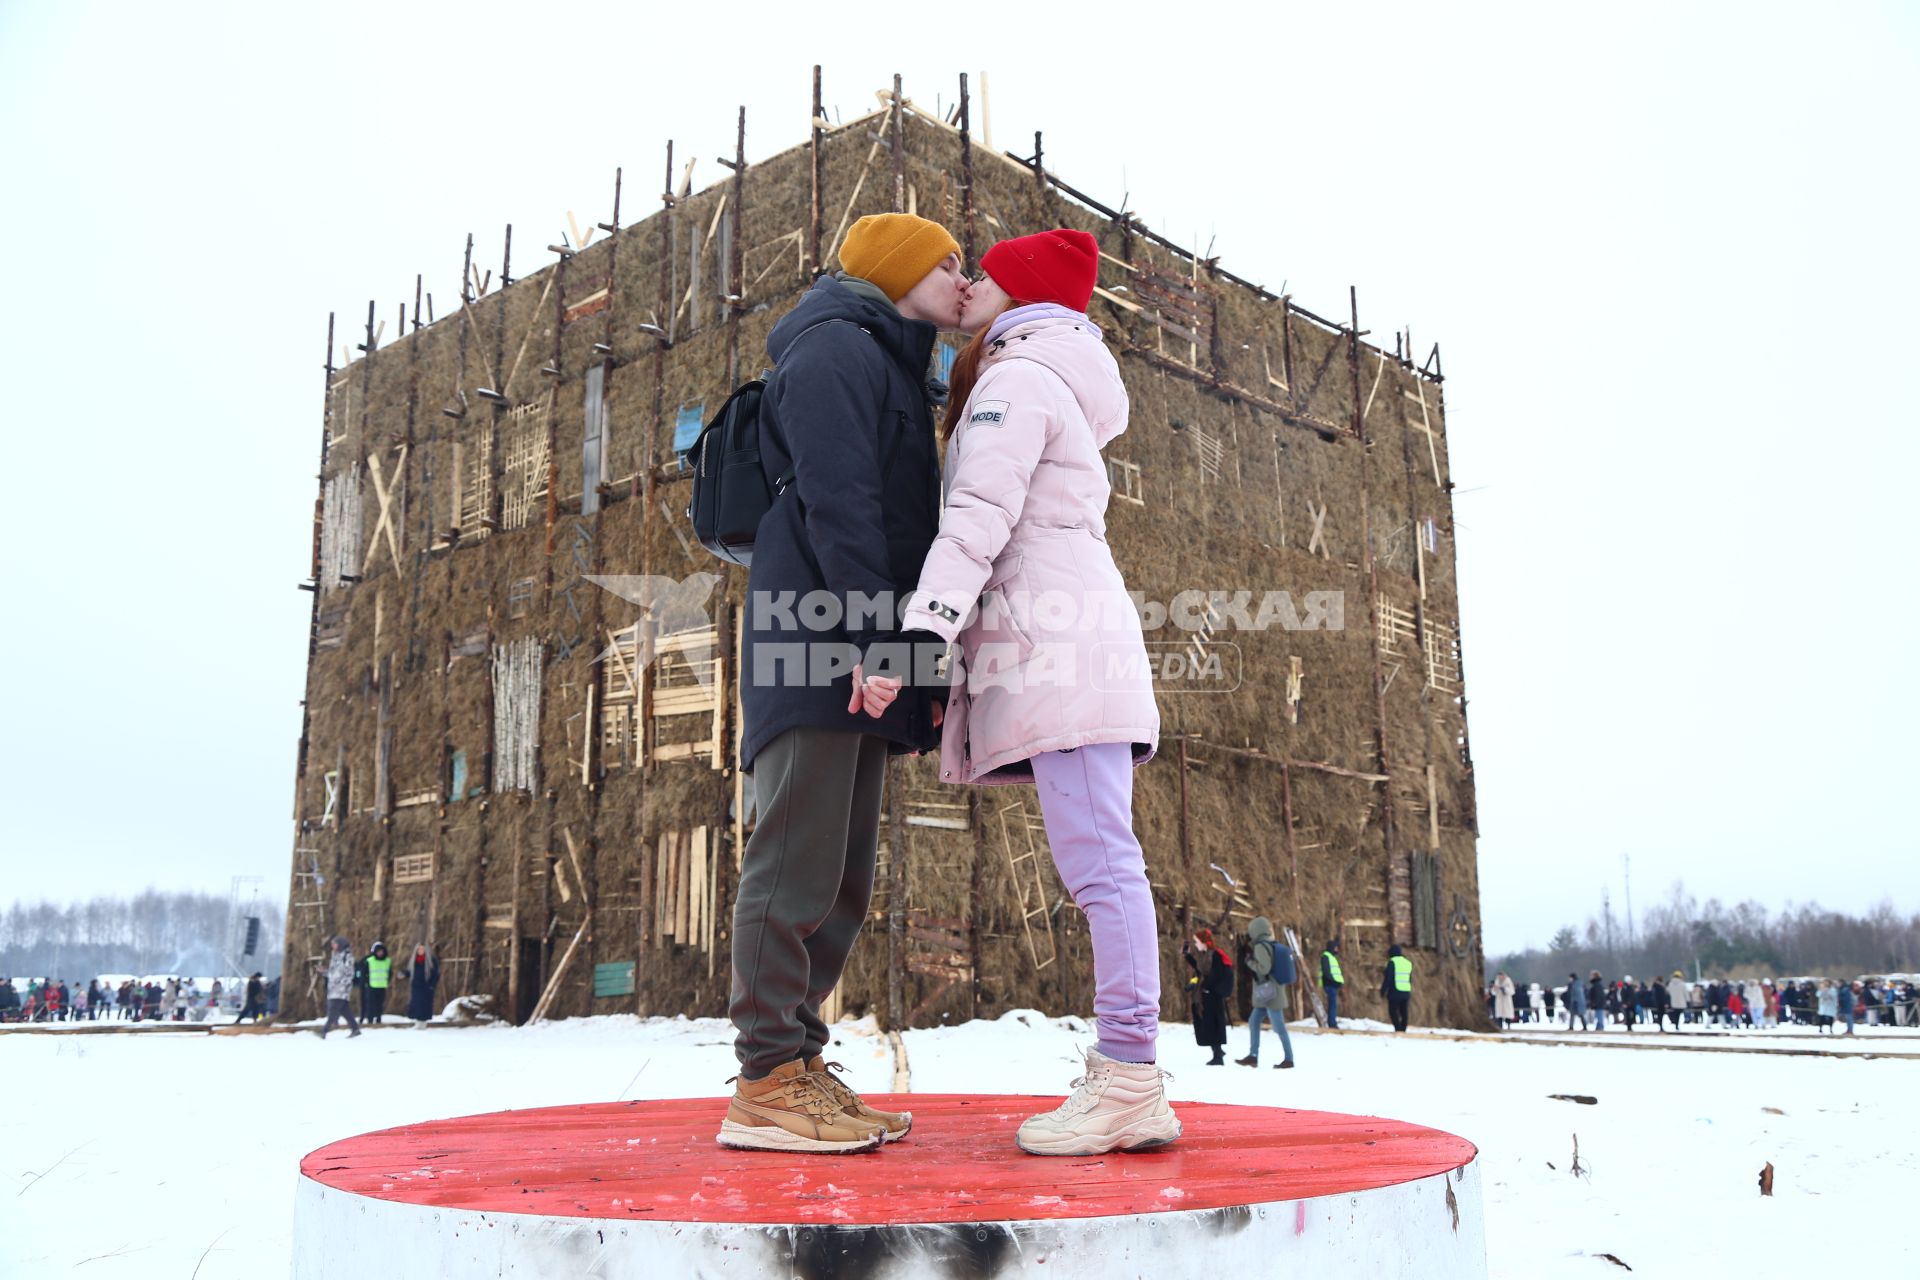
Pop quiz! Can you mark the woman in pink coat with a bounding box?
[859,229,1175,1157]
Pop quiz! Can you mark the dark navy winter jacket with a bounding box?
[739,276,944,770]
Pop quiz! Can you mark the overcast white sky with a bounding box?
[2,3,1915,953]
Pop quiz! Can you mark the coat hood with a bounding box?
[1248,916,1275,943]
[981,312,1128,449]
[768,275,937,378]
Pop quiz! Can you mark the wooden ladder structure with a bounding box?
[998,802,1057,971]
[1285,926,1329,1028]
[291,846,329,1002]
[642,624,726,766]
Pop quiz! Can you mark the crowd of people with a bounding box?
[1487,970,1917,1035]
[312,938,442,1038]
[0,974,279,1024]
[0,939,444,1035]
[1176,928,1420,1070]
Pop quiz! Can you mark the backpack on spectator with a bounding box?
[1252,938,1297,1005]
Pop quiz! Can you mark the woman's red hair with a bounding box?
[939,296,1019,444]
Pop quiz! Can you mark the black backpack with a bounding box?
[685,319,869,567]
[685,381,789,567]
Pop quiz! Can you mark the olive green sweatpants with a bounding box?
[728,726,888,1080]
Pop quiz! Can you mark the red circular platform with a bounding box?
[301,1094,1476,1225]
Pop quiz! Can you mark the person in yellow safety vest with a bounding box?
[1382,944,1413,1033]
[1320,940,1345,1029]
[360,942,392,1024]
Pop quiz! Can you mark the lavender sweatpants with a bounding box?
[1029,743,1160,1063]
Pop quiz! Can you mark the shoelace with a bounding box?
[728,1072,847,1121]
[814,1061,858,1107]
[1054,1060,1115,1117]
[1051,1059,1174,1118]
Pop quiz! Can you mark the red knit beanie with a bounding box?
[981,228,1099,312]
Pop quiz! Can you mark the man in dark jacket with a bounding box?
[723,212,968,1156]
[235,972,265,1024]
[1649,977,1671,1032]
[1586,972,1606,1031]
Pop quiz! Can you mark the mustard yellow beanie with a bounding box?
[838,213,961,302]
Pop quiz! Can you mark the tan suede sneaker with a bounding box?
[716,1058,885,1154]
[806,1054,913,1143]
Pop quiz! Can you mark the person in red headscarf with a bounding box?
[1183,927,1236,1065]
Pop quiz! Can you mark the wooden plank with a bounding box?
[655,626,720,655]
[581,681,595,783]
[654,833,670,944]
[906,815,971,830]
[688,826,706,948]
[563,829,589,913]
[704,825,718,971]
[1427,766,1440,850]
[667,831,682,943]
[527,911,591,1022]
[710,645,728,769]
[658,831,673,943]
[563,287,611,325]
[652,686,717,716]
[683,832,698,940]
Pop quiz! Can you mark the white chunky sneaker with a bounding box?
[1016,1046,1182,1156]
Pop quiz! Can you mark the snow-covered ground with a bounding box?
[2,1011,1915,1278]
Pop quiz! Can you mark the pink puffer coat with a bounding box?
[900,311,1159,784]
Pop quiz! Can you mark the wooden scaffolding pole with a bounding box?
[890,73,905,213]
[808,66,824,277]
[958,72,975,272]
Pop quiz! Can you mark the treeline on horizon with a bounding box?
[0,890,285,981]
[1489,887,1918,987]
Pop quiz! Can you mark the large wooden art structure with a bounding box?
[282,71,1487,1031]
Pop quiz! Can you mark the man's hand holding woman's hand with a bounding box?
[847,664,902,717]
[848,667,943,726]
[848,630,950,723]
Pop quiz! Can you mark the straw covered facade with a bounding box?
[282,75,1487,1033]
